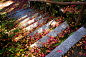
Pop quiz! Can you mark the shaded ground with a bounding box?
[0,0,29,15]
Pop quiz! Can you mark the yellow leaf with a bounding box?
[5,45,7,47]
[9,49,11,51]
[19,23,21,26]
[5,30,7,32]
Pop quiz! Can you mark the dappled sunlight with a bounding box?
[51,21,59,27]
[7,15,28,34]
[24,16,45,31]
[7,12,37,36]
[0,0,5,3]
[0,2,20,15]
[7,7,15,13]
[24,22,38,31]
[13,17,46,42]
[38,28,43,33]
[61,23,67,28]
[1,0,86,57]
[30,43,37,47]
[18,13,38,27]
[15,15,28,24]
[21,17,35,27]
[0,0,14,9]
[19,16,30,25]
[5,2,20,12]
[14,35,24,42]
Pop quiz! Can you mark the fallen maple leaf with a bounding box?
[46,50,51,53]
[58,50,62,53]
[78,51,83,56]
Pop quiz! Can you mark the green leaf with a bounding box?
[0,49,4,53]
[12,18,15,20]
[34,1,36,3]
[11,51,14,53]
[10,54,13,57]
[69,32,74,37]
[65,18,68,21]
[56,11,58,13]
[20,49,24,52]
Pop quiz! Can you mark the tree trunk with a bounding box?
[75,5,85,26]
[44,2,46,12]
[30,1,32,8]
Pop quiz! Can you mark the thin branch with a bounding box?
[29,0,86,5]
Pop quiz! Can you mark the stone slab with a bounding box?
[28,19,55,36]
[19,13,39,25]
[46,26,86,57]
[30,21,69,47]
[7,8,24,16]
[9,8,32,18]
[15,11,37,24]
[15,10,36,20]
[8,12,39,33]
[24,16,49,31]
[21,13,47,27]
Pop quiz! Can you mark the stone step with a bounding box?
[7,8,24,16]
[46,26,86,57]
[15,10,36,20]
[7,7,32,17]
[9,8,31,17]
[15,11,45,27]
[13,16,50,41]
[7,12,40,34]
[14,17,57,43]
[28,18,55,36]
[19,12,48,28]
[9,8,33,18]
[14,10,38,24]
[18,12,39,26]
[13,10,36,19]
[21,18,59,46]
[28,17,61,37]
[20,21,69,57]
[30,21,69,47]
[15,8,32,13]
[28,17,65,37]
[23,16,49,31]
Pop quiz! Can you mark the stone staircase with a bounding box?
[6,7,86,57]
